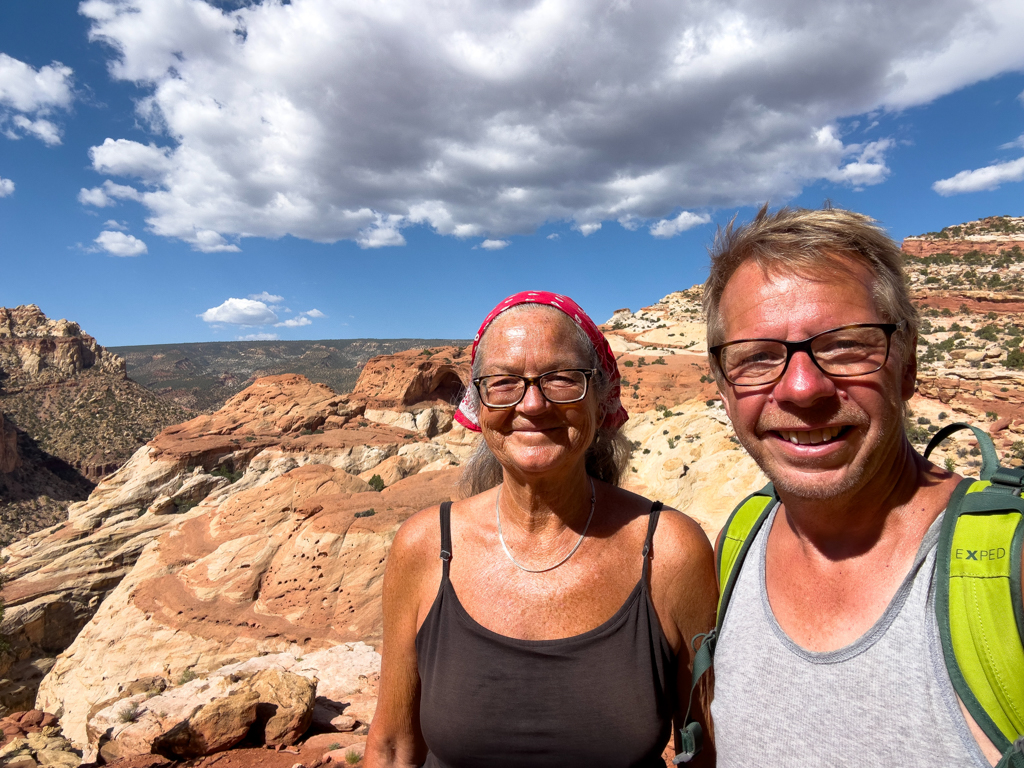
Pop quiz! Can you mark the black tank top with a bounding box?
[415,501,676,768]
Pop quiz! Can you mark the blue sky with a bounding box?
[1,0,1023,347]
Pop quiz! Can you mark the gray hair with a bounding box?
[458,304,631,496]
[703,203,917,383]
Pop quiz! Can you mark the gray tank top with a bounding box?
[712,504,991,767]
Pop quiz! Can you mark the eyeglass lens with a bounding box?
[720,326,891,386]
[478,370,589,407]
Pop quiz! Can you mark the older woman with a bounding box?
[365,291,716,768]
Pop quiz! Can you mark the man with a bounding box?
[704,205,1021,766]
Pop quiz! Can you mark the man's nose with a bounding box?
[771,350,836,405]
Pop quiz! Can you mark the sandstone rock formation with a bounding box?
[0,305,192,545]
[902,215,1024,259]
[0,370,456,727]
[0,305,125,384]
[88,644,378,762]
[13,244,1024,763]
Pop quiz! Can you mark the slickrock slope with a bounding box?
[0,305,191,544]
[22,257,1024,759]
[3,368,464,740]
[902,215,1024,259]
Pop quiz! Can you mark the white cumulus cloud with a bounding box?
[304,309,326,318]
[200,298,278,325]
[237,332,279,341]
[94,230,148,257]
[0,53,74,145]
[78,180,142,207]
[248,291,284,304]
[650,211,712,239]
[933,156,1024,195]
[478,239,510,250]
[0,177,13,197]
[79,0,1024,249]
[275,315,313,328]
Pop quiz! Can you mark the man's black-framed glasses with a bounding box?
[710,322,906,387]
[474,368,597,408]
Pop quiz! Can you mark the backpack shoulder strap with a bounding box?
[715,482,777,635]
[936,476,1024,761]
[671,481,777,765]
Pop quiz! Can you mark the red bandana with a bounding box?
[455,291,628,432]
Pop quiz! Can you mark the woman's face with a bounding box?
[476,309,601,482]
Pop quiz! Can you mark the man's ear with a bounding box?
[718,386,732,420]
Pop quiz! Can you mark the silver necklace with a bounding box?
[495,478,596,573]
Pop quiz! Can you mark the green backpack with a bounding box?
[711,423,1024,768]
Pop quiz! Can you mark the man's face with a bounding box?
[716,257,916,501]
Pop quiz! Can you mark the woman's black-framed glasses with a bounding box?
[474,368,597,408]
[709,322,905,387]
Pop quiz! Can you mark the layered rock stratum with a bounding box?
[902,215,1024,259]
[5,234,1024,762]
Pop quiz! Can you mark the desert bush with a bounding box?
[118,701,141,723]
[211,466,244,483]
[178,668,197,685]
[355,509,376,519]
[367,474,385,492]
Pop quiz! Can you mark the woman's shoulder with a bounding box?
[389,503,444,574]
[601,484,712,554]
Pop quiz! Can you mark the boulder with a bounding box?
[242,669,317,747]
[152,690,261,758]
[87,644,377,760]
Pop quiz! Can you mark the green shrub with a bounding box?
[986,411,999,420]
[345,750,361,765]
[178,668,197,685]
[211,466,244,483]
[974,324,999,342]
[1006,348,1024,369]
[944,457,956,472]
[118,701,141,723]
[173,498,198,513]
[653,357,667,365]
[355,509,376,519]
[938,412,948,420]
[328,743,343,752]
[623,360,634,367]
[367,474,385,492]
[917,416,931,425]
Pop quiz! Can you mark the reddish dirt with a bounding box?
[617,352,718,412]
[99,733,368,768]
[914,291,1024,315]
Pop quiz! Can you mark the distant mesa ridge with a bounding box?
[903,215,1024,258]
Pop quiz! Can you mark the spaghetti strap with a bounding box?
[642,501,663,578]
[439,501,453,580]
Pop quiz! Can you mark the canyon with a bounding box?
[1,225,1023,765]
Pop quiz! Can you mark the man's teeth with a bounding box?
[778,426,843,445]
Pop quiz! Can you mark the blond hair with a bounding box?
[703,203,917,378]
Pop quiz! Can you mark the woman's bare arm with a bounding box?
[364,507,440,768]
[652,508,718,767]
